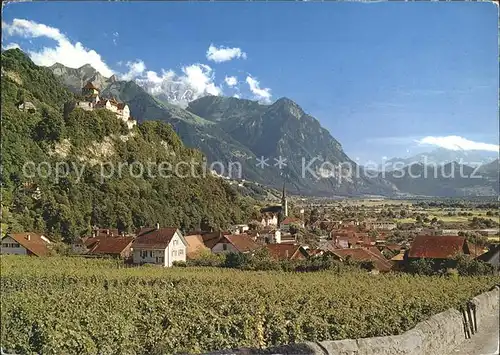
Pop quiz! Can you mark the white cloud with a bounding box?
[2,42,21,50]
[245,75,272,103]
[224,76,238,87]
[3,18,114,77]
[206,44,247,63]
[3,19,273,107]
[135,63,223,107]
[417,136,499,152]
[120,60,146,81]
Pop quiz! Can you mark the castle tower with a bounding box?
[82,81,99,98]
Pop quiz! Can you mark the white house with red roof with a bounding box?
[131,224,187,267]
[1,232,52,256]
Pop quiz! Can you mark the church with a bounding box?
[260,184,289,227]
[64,81,137,130]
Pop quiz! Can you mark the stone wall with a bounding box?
[204,285,499,355]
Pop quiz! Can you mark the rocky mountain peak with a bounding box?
[270,97,304,119]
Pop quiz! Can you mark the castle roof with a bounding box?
[83,81,99,90]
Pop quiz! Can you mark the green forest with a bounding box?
[1,49,259,243]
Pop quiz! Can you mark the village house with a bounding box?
[83,235,134,259]
[331,229,374,248]
[366,220,397,231]
[265,244,309,261]
[211,234,261,254]
[407,235,483,264]
[132,225,187,267]
[199,231,228,250]
[280,217,305,232]
[340,219,360,227]
[331,248,393,273]
[228,224,250,235]
[260,229,282,244]
[64,81,137,129]
[279,232,297,244]
[184,234,210,259]
[378,243,403,255]
[1,232,52,257]
[260,213,279,227]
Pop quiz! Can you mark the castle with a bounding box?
[64,81,137,130]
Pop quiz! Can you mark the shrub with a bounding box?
[407,258,435,276]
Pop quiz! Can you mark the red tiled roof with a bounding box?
[331,248,393,272]
[94,100,109,108]
[281,217,302,225]
[201,231,225,249]
[109,98,119,106]
[367,246,385,259]
[132,227,179,249]
[185,234,210,259]
[88,237,134,256]
[467,242,486,258]
[5,233,51,257]
[84,238,100,249]
[265,244,308,260]
[408,235,468,259]
[383,243,402,252]
[220,234,260,253]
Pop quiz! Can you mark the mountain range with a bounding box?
[381,148,498,170]
[47,61,498,198]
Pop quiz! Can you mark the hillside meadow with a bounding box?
[1,256,499,354]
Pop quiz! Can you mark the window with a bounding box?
[140,250,147,259]
[173,240,178,246]
[223,243,228,251]
[178,249,184,256]
[2,243,20,248]
[149,251,153,258]
[172,250,177,257]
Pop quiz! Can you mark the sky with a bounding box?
[2,1,499,163]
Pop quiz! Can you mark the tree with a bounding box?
[34,107,64,142]
[454,254,494,276]
[407,259,435,275]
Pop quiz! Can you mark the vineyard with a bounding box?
[2,256,499,354]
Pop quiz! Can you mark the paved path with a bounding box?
[448,313,499,355]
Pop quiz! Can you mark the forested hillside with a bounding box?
[1,49,258,242]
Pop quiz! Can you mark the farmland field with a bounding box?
[1,256,499,354]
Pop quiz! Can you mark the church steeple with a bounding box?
[281,182,288,218]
